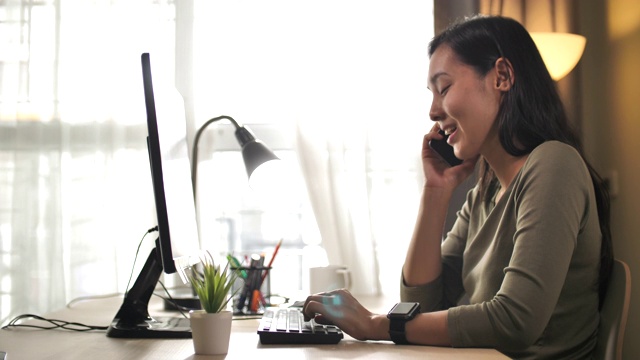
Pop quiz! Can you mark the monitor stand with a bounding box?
[163,287,201,311]
[106,239,192,338]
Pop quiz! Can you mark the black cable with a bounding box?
[66,292,122,309]
[1,314,108,331]
[124,226,158,298]
[155,280,190,319]
[2,226,160,332]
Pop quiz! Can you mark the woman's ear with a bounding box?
[494,57,514,91]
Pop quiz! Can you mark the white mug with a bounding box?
[309,265,352,294]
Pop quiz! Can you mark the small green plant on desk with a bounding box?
[187,251,240,355]
[187,251,239,313]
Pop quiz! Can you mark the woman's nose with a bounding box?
[429,100,444,122]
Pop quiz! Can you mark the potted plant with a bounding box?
[187,251,239,355]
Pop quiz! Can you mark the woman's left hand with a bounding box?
[302,289,387,341]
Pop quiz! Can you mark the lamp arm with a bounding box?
[191,115,241,199]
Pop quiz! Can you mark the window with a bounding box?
[0,0,433,322]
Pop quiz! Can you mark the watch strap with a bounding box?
[389,324,411,344]
[387,302,420,345]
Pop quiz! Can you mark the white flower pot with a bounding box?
[189,310,233,355]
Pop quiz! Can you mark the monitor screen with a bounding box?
[142,53,200,278]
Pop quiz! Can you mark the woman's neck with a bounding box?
[482,139,529,197]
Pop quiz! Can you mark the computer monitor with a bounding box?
[106,53,201,338]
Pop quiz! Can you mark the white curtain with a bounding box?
[291,3,434,295]
[0,0,177,324]
[0,0,434,324]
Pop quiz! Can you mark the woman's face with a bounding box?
[427,45,504,161]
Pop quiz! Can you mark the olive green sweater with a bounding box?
[401,141,601,359]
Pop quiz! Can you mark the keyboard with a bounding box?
[257,307,344,344]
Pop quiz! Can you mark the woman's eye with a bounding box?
[440,85,450,95]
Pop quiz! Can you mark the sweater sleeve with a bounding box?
[447,142,594,351]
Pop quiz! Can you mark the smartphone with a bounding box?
[429,130,462,167]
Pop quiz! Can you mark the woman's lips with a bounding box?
[444,127,457,144]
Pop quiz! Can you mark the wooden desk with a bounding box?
[0,295,508,359]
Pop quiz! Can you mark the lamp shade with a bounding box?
[530,32,586,81]
[234,127,280,179]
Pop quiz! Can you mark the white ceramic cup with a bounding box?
[309,265,352,294]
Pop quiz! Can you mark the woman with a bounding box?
[303,15,613,359]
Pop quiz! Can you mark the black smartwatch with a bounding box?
[387,302,420,345]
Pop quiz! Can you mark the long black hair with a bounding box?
[429,15,613,308]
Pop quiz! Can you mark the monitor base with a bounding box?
[106,246,192,339]
[106,316,191,339]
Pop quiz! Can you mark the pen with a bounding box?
[260,238,282,285]
[250,256,265,312]
[250,289,261,312]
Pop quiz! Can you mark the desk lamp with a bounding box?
[168,115,279,311]
[191,115,280,197]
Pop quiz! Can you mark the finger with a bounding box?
[322,288,349,297]
[311,314,335,326]
[422,134,430,151]
[424,125,444,142]
[303,294,347,322]
[302,299,324,321]
[422,133,444,160]
[302,293,331,321]
[304,292,332,308]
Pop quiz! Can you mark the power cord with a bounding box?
[124,226,158,298]
[2,226,159,332]
[155,281,190,319]
[1,314,108,331]
[66,292,122,309]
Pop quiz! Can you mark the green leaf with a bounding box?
[187,251,239,313]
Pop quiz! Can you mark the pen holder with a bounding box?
[231,266,272,315]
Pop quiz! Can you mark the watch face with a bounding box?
[390,303,418,315]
